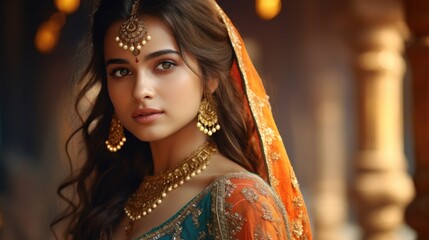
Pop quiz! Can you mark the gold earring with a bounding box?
[105,113,127,152]
[197,98,221,136]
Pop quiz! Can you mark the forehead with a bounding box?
[104,15,178,60]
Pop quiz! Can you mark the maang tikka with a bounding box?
[115,0,151,63]
[105,113,127,152]
[197,98,221,136]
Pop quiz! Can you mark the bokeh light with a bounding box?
[256,0,282,20]
[54,0,80,14]
[35,21,60,53]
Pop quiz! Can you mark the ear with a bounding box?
[207,78,219,94]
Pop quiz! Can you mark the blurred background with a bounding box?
[1,0,428,239]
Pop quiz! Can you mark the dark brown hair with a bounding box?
[51,0,260,239]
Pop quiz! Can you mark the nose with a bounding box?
[132,71,155,103]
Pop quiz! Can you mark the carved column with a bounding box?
[312,81,347,240]
[351,0,415,239]
[403,0,429,239]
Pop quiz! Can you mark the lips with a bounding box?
[132,108,164,124]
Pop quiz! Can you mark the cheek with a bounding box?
[107,81,129,110]
[168,79,202,107]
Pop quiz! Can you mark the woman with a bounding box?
[52,0,312,239]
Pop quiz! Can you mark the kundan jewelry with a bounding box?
[115,0,151,63]
[105,113,127,152]
[197,98,221,136]
[124,141,217,236]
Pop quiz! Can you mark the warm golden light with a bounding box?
[54,0,80,14]
[35,21,59,53]
[49,12,66,31]
[256,0,282,20]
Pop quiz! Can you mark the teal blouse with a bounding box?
[134,172,291,240]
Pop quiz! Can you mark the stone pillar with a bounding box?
[312,80,347,240]
[351,0,415,239]
[403,0,429,239]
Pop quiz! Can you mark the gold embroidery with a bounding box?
[261,202,275,222]
[248,90,279,187]
[191,206,202,228]
[135,189,207,239]
[172,225,183,240]
[198,231,207,240]
[227,211,247,236]
[291,211,309,240]
[292,196,304,209]
[291,170,300,190]
[214,0,282,190]
[224,179,237,198]
[210,173,292,240]
[270,151,281,161]
[270,178,280,187]
[255,182,268,196]
[292,218,304,239]
[241,187,259,203]
[254,224,274,240]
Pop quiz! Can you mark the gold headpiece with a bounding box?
[115,0,151,62]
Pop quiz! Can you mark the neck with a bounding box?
[149,124,209,175]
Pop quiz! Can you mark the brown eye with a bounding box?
[111,68,132,78]
[156,61,176,71]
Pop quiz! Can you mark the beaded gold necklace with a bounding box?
[124,141,217,236]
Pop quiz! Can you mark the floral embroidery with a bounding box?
[172,224,183,240]
[270,151,281,161]
[241,187,259,203]
[255,182,268,196]
[198,231,207,240]
[191,206,202,228]
[137,173,292,240]
[291,173,299,190]
[254,224,274,240]
[227,211,247,236]
[292,196,304,209]
[261,202,275,222]
[292,219,303,240]
[224,179,237,198]
[292,211,309,240]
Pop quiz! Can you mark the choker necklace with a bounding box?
[124,141,217,236]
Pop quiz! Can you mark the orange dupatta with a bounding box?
[210,1,312,239]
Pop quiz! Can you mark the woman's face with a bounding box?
[104,15,205,142]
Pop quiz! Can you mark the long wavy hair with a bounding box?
[51,0,261,239]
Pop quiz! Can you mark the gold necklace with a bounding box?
[124,141,217,236]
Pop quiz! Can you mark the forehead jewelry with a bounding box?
[115,0,151,63]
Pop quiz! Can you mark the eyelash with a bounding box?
[108,60,177,78]
[110,68,132,78]
[156,60,176,71]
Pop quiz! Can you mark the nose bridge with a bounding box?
[133,69,154,100]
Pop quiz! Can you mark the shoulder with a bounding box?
[209,172,291,240]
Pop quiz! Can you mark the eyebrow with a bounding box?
[105,49,180,66]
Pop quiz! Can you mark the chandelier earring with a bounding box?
[197,98,221,136]
[105,113,127,152]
